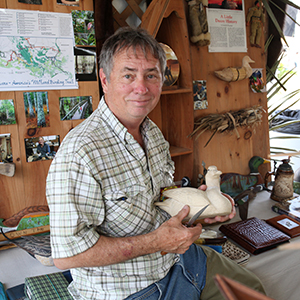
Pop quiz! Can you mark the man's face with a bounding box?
[100,47,163,127]
[39,138,44,145]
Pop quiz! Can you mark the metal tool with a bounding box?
[161,204,209,256]
[185,204,209,227]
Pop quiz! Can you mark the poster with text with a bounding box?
[207,0,247,52]
[0,9,77,91]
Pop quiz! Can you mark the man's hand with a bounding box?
[198,185,236,224]
[156,205,203,254]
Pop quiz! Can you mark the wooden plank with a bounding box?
[127,0,144,19]
[0,225,50,242]
[141,0,170,36]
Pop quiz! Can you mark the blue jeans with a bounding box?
[125,244,207,300]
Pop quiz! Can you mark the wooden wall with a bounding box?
[0,0,271,218]
[0,0,99,219]
[189,1,270,185]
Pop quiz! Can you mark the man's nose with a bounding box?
[134,77,148,94]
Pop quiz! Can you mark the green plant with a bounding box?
[263,0,300,160]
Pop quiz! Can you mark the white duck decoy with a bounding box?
[214,56,255,82]
[155,166,232,219]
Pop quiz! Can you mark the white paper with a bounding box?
[0,9,78,91]
[207,1,247,53]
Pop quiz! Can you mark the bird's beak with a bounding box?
[262,158,271,164]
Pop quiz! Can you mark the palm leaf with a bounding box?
[262,0,288,45]
[269,119,300,131]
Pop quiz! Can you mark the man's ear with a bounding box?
[99,68,108,93]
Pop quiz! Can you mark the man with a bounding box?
[46,27,265,299]
[247,0,265,48]
[37,137,51,159]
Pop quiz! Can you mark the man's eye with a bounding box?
[124,74,132,79]
[147,74,158,80]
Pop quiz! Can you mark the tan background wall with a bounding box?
[0,0,99,219]
[190,1,270,185]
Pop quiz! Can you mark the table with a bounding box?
[208,190,300,300]
[0,191,299,299]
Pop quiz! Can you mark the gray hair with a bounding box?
[99,27,166,82]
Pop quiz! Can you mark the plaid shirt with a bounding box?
[46,97,177,299]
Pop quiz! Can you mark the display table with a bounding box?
[0,190,299,299]
[208,190,300,300]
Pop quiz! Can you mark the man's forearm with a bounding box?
[53,231,161,270]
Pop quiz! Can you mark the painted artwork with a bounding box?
[60,95,93,120]
[23,91,50,128]
[0,99,16,125]
[72,10,95,46]
[193,80,208,110]
[159,43,180,87]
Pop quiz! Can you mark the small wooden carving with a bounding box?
[214,56,255,82]
[155,166,232,219]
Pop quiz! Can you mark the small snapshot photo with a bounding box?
[25,135,60,162]
[0,99,16,125]
[57,0,79,6]
[18,0,42,4]
[249,68,266,93]
[23,91,50,128]
[193,80,208,110]
[0,133,13,163]
[59,95,93,120]
[74,47,97,81]
[72,10,95,46]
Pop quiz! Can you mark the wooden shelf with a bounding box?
[170,146,193,157]
[141,0,194,181]
[161,86,192,95]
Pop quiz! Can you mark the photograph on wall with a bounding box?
[193,80,208,110]
[18,0,42,4]
[60,95,93,120]
[25,135,60,162]
[0,9,77,91]
[72,10,95,46]
[74,47,97,81]
[23,91,50,128]
[207,0,247,52]
[208,0,243,10]
[0,99,16,125]
[57,0,79,6]
[249,68,266,93]
[0,133,13,163]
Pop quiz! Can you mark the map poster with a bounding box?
[0,9,78,91]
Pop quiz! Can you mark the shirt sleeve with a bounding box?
[46,140,104,259]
